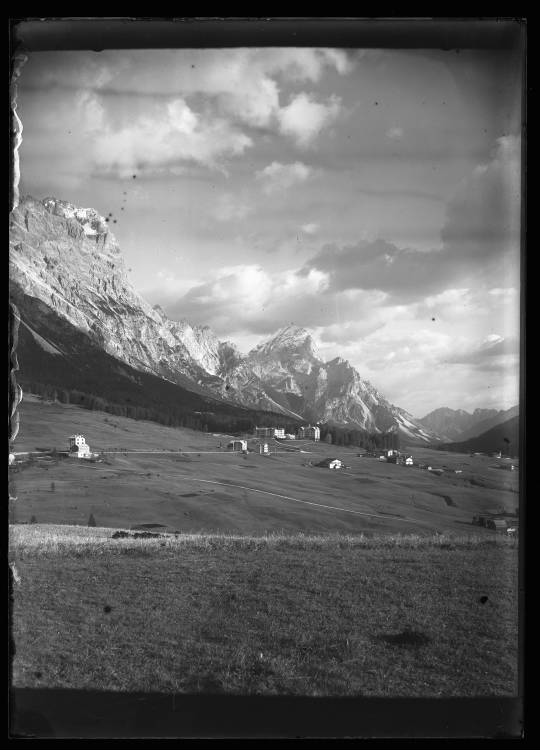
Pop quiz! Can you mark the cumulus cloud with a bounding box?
[91,97,252,177]
[161,263,331,339]
[20,48,352,144]
[277,92,341,146]
[255,161,313,195]
[301,222,319,234]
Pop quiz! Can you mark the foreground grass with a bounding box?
[10,525,519,697]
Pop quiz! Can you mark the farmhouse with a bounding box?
[68,434,91,458]
[405,456,414,466]
[317,458,342,470]
[227,440,248,451]
[259,443,269,454]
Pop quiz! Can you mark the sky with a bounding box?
[14,45,523,417]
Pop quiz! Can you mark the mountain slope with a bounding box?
[10,287,296,433]
[419,407,499,442]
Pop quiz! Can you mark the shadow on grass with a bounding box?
[10,688,522,739]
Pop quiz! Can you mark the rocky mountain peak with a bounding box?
[253,324,320,361]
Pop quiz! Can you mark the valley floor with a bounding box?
[10,398,519,536]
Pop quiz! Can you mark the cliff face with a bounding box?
[10,196,439,440]
[10,196,226,385]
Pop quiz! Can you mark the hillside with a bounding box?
[9,293,299,435]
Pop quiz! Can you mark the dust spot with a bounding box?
[104,605,112,613]
[479,596,489,604]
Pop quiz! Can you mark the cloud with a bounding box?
[301,223,319,234]
[255,161,313,195]
[441,134,521,261]
[277,92,341,146]
[91,97,252,177]
[385,126,403,139]
[441,335,520,371]
[159,263,332,340]
[301,136,522,299]
[20,48,352,141]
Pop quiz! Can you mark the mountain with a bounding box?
[419,407,499,442]
[452,405,519,442]
[438,416,520,457]
[10,195,440,441]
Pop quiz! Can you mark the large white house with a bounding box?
[68,434,91,458]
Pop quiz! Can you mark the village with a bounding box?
[8,407,519,537]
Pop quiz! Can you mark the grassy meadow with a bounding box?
[10,397,519,536]
[10,524,519,697]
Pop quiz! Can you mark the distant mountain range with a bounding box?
[9,196,517,444]
[419,405,519,443]
[437,416,520,457]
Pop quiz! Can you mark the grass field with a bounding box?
[10,524,519,697]
[10,397,519,536]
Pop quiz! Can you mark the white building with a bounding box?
[68,434,91,458]
[298,425,320,441]
[259,443,269,454]
[227,440,248,451]
[317,457,342,470]
[405,456,414,466]
[274,428,285,439]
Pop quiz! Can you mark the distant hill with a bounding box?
[438,416,520,457]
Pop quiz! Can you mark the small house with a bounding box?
[405,456,414,466]
[227,440,247,451]
[68,434,91,458]
[317,458,342,470]
[259,443,269,454]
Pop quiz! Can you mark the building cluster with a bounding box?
[68,434,91,458]
[378,449,413,466]
[254,425,320,441]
